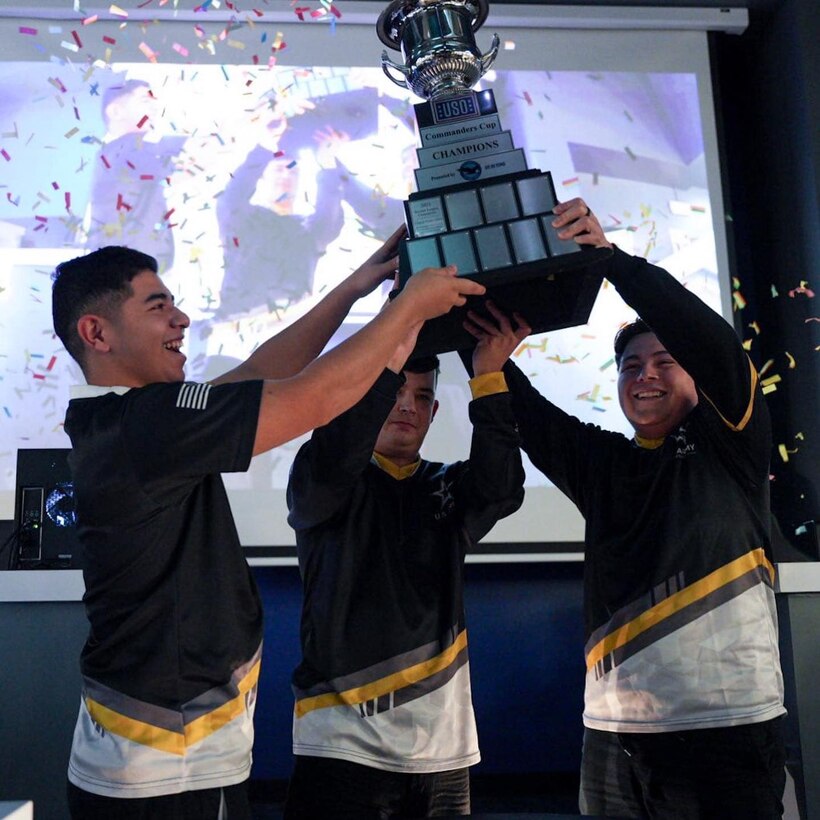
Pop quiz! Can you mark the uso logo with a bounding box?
[458,161,482,181]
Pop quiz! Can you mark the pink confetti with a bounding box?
[1,148,10,161]
[136,115,149,129]
[72,30,83,48]
[19,26,38,35]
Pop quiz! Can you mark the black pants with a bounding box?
[579,718,786,819]
[283,755,471,819]
[67,780,251,820]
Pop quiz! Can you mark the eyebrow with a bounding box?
[143,291,174,306]
[621,347,673,362]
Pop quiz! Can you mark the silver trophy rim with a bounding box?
[376,0,490,50]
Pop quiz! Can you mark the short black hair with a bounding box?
[404,355,440,388]
[52,246,158,369]
[613,318,652,368]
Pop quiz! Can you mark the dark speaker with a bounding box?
[13,448,82,569]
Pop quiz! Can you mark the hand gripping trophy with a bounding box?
[377,0,611,355]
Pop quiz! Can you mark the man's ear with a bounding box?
[76,315,112,354]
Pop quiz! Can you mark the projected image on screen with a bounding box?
[0,61,722,545]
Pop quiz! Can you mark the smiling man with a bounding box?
[466,199,787,819]
[283,316,527,818]
[50,239,485,820]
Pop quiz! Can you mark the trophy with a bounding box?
[377,0,611,356]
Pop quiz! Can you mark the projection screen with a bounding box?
[0,3,745,558]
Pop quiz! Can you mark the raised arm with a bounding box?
[249,265,485,455]
[552,198,754,426]
[214,225,407,383]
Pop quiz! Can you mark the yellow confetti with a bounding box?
[762,383,778,395]
[109,4,128,17]
[785,351,796,369]
[761,374,781,387]
[758,358,774,377]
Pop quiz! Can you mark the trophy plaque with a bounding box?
[377,0,611,357]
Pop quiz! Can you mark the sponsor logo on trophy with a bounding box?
[377,0,611,356]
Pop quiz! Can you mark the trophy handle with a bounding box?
[381,49,411,88]
[479,33,500,76]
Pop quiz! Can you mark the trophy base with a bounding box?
[403,244,611,359]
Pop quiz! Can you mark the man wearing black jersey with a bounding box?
[466,199,786,819]
[51,232,485,819]
[284,311,527,817]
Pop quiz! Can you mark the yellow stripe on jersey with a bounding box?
[85,659,261,755]
[295,629,469,718]
[702,357,759,432]
[585,548,774,672]
[184,659,261,747]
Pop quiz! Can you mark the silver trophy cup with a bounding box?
[377,0,610,358]
[377,0,499,100]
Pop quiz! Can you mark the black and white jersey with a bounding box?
[505,248,785,733]
[287,370,524,772]
[64,379,263,798]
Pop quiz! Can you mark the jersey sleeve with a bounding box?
[287,370,402,531]
[456,386,526,543]
[506,359,608,513]
[120,380,263,503]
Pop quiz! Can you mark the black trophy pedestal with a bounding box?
[396,168,612,358]
[401,243,611,359]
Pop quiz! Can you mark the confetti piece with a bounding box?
[761,374,781,387]
[598,357,615,371]
[64,127,79,139]
[732,291,747,310]
[562,177,579,187]
[523,90,532,105]
[788,281,815,298]
[748,321,760,335]
[136,115,149,129]
[173,43,189,57]
[1,149,10,162]
[785,352,796,369]
[109,5,129,18]
[82,15,99,25]
[625,146,637,160]
[139,42,158,62]
[72,30,83,47]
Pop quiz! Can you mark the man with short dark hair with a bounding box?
[52,234,485,819]
[283,312,527,818]
[466,199,787,819]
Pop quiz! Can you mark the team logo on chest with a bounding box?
[671,427,696,459]
[432,478,456,520]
